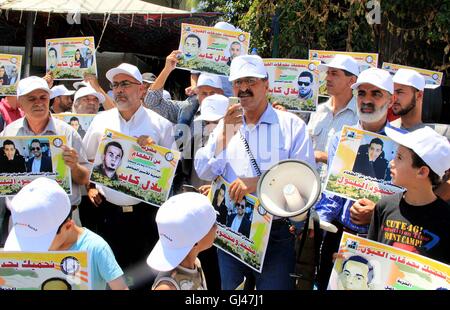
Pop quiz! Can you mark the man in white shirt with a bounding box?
[82,63,176,289]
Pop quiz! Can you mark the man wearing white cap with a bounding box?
[73,74,116,111]
[315,67,397,289]
[4,177,128,290]
[82,63,175,289]
[49,85,75,114]
[72,86,105,114]
[308,54,359,182]
[0,76,90,213]
[195,55,316,290]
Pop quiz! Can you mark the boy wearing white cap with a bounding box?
[49,85,75,113]
[147,192,217,290]
[4,177,128,290]
[368,126,450,264]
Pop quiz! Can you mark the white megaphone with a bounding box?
[257,160,337,233]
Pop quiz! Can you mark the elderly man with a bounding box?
[49,85,75,113]
[72,86,105,114]
[315,68,397,290]
[0,76,90,216]
[82,63,175,290]
[308,55,359,183]
[195,55,315,290]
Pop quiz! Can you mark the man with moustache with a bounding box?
[195,55,315,290]
[315,68,397,290]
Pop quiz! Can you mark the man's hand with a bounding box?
[136,135,154,147]
[350,198,376,225]
[165,50,182,72]
[214,104,243,156]
[87,185,103,207]
[185,85,196,96]
[61,145,79,170]
[198,184,211,196]
[272,102,287,111]
[83,73,100,90]
[43,71,54,88]
[314,150,328,164]
[228,177,259,202]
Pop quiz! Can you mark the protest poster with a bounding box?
[53,113,95,139]
[328,233,450,290]
[309,50,378,96]
[324,126,403,203]
[46,37,97,80]
[0,251,90,290]
[177,23,250,76]
[0,54,22,96]
[90,129,180,207]
[0,135,71,197]
[209,176,272,273]
[264,59,320,112]
[382,62,443,89]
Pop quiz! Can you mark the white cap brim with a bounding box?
[4,225,58,251]
[318,63,357,75]
[146,240,193,272]
[143,80,155,84]
[351,81,393,94]
[228,72,266,82]
[195,114,224,122]
[18,87,52,98]
[106,68,142,84]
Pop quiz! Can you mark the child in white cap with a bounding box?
[147,192,218,290]
[368,126,450,264]
[4,177,128,290]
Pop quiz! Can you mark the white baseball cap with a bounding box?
[73,81,90,90]
[106,63,143,84]
[385,126,450,178]
[74,86,105,104]
[17,76,52,97]
[229,55,268,82]
[4,177,71,251]
[146,192,217,272]
[393,68,425,91]
[318,54,359,77]
[197,73,223,89]
[351,68,394,94]
[50,85,75,99]
[142,72,157,84]
[195,94,229,122]
[214,21,236,31]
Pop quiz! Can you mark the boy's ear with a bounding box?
[417,166,430,179]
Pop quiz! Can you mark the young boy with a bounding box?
[146,192,217,290]
[368,126,450,264]
[4,177,128,290]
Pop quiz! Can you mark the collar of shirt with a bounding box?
[241,103,277,132]
[354,119,393,135]
[324,95,357,117]
[21,115,57,135]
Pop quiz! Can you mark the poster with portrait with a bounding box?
[53,113,95,139]
[0,251,91,290]
[309,50,378,96]
[264,59,320,112]
[209,176,272,273]
[328,233,450,290]
[0,54,22,96]
[324,126,403,203]
[0,135,72,197]
[177,23,250,76]
[90,129,180,207]
[382,62,443,89]
[46,37,97,80]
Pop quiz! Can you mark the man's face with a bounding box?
[70,120,80,131]
[112,74,144,115]
[326,69,355,96]
[196,85,223,104]
[368,143,383,161]
[31,142,42,158]
[19,89,50,122]
[230,43,241,59]
[236,201,245,215]
[232,77,269,114]
[393,84,418,116]
[76,95,99,114]
[48,50,57,69]
[4,144,16,160]
[298,76,312,97]
[184,37,200,58]
[57,95,73,112]
[340,260,370,290]
[357,84,393,123]
[86,49,93,60]
[0,68,5,77]
[104,145,123,171]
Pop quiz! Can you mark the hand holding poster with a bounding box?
[53,113,95,139]
[309,50,378,96]
[0,54,22,95]
[264,59,320,112]
[382,62,443,88]
[90,129,180,206]
[328,233,450,290]
[209,176,272,273]
[0,136,71,196]
[325,126,403,202]
[177,23,250,76]
[46,37,97,80]
[0,251,90,290]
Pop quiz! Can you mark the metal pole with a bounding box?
[23,12,34,77]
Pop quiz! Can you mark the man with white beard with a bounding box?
[315,68,397,290]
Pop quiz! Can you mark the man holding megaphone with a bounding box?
[195,55,316,290]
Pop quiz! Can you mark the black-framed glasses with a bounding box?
[298,81,311,86]
[232,77,259,88]
[31,147,41,151]
[110,80,141,90]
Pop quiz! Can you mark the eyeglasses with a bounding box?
[298,81,311,86]
[31,147,41,151]
[110,80,141,90]
[232,77,259,88]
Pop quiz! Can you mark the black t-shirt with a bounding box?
[368,192,450,264]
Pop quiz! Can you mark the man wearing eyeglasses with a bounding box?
[195,55,316,290]
[80,48,94,69]
[26,139,53,173]
[297,71,315,101]
[82,63,175,290]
